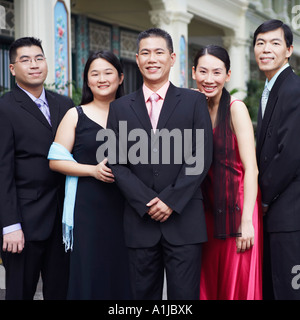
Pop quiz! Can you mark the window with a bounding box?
[120,29,142,94]
[0,41,13,95]
[121,58,143,94]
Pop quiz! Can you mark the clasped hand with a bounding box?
[93,160,173,222]
[147,197,173,223]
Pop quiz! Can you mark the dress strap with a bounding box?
[230,99,242,107]
[75,105,84,116]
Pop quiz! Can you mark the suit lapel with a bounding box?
[156,83,181,131]
[45,90,60,134]
[256,100,262,148]
[256,66,293,159]
[129,83,181,139]
[13,86,52,131]
[129,87,153,136]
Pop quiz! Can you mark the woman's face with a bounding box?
[192,54,231,99]
[87,58,123,100]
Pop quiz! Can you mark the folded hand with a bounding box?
[146,197,173,223]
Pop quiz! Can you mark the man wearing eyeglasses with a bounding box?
[0,37,74,300]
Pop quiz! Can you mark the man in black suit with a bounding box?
[254,20,300,300]
[0,37,73,299]
[106,28,213,299]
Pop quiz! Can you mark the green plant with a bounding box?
[71,82,82,106]
[44,81,82,106]
[243,79,265,121]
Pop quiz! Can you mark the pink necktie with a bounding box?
[149,93,160,132]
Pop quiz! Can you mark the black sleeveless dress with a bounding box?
[67,106,132,300]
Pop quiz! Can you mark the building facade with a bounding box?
[1,0,300,101]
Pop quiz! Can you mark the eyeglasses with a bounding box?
[13,56,46,65]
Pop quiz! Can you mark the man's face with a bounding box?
[9,45,48,91]
[136,36,176,90]
[254,28,293,80]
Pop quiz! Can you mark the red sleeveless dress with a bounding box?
[200,100,263,300]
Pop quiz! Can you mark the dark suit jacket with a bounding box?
[107,83,213,248]
[0,86,74,241]
[256,66,300,232]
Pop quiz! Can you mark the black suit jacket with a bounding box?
[256,66,300,232]
[0,86,74,241]
[107,83,213,248]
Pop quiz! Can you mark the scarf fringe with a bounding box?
[63,223,73,252]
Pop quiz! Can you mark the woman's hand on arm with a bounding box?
[49,109,114,183]
[92,158,115,183]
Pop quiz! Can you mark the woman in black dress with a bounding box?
[49,51,132,299]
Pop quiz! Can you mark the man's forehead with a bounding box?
[16,45,43,56]
[139,36,167,48]
[257,28,285,40]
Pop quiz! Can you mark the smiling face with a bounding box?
[87,58,124,101]
[9,45,48,93]
[192,54,231,99]
[254,27,293,80]
[136,36,176,91]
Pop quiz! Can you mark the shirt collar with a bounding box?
[143,81,170,102]
[265,63,289,91]
[17,83,48,106]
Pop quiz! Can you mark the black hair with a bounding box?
[80,50,124,105]
[193,45,231,131]
[193,45,230,73]
[9,37,44,63]
[253,19,293,48]
[136,28,173,54]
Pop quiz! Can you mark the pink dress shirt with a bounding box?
[143,81,170,120]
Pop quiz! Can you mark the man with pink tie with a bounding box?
[107,28,213,300]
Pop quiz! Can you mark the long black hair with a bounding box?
[194,45,241,239]
[193,45,231,128]
[80,50,124,105]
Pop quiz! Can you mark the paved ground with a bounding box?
[0,257,167,300]
[0,258,43,300]
[0,262,5,300]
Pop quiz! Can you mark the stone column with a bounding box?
[251,0,263,11]
[262,0,276,17]
[275,0,290,23]
[223,35,251,100]
[0,4,5,29]
[149,5,193,87]
[14,0,72,92]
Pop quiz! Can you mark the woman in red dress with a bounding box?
[192,45,263,300]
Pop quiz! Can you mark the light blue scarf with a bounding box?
[48,142,78,251]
